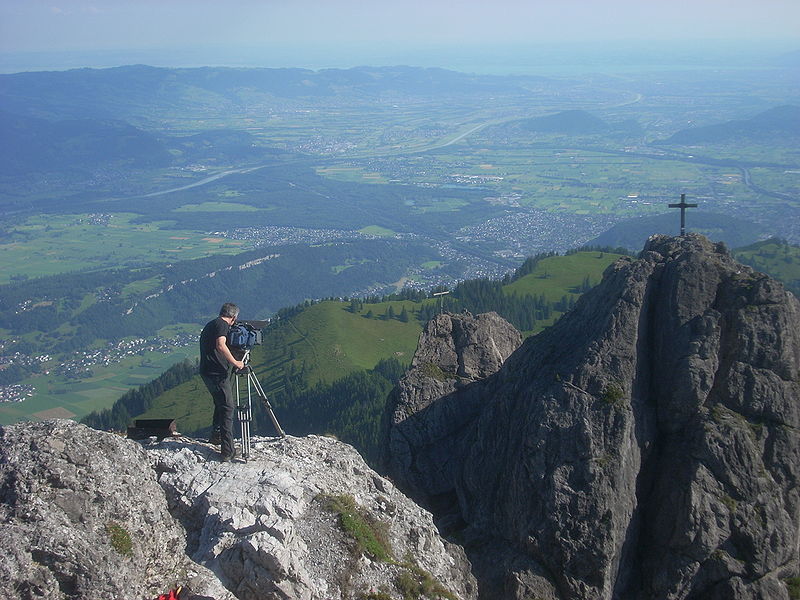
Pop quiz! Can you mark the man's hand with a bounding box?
[233,359,245,371]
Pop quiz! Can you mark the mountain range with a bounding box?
[658,105,800,145]
[0,64,538,123]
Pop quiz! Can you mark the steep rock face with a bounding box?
[385,234,800,600]
[383,311,522,499]
[0,419,232,600]
[0,420,476,600]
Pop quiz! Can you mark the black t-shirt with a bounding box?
[199,317,231,377]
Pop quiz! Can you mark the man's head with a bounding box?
[219,302,240,321]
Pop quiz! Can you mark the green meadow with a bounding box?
[734,239,800,295]
[0,213,251,284]
[137,300,424,432]
[505,252,622,301]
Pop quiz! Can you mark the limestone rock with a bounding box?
[383,311,521,498]
[385,234,800,599]
[146,433,476,600]
[0,419,476,600]
[0,419,231,600]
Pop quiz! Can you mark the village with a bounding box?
[0,333,195,403]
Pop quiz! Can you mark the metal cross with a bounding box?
[668,194,697,236]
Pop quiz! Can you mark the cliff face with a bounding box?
[383,310,522,498]
[0,420,476,600]
[385,234,800,600]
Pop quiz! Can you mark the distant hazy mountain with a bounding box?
[657,105,800,145]
[0,65,539,123]
[0,109,171,174]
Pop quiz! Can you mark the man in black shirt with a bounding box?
[199,302,245,461]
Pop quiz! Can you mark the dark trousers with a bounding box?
[201,373,235,457]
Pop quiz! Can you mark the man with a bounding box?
[199,302,245,461]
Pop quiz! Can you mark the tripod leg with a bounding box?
[236,375,243,457]
[235,373,252,460]
[249,371,286,437]
[243,375,252,459]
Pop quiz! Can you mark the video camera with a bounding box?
[227,320,267,352]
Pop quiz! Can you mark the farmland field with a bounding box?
[0,213,252,284]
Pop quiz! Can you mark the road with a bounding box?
[134,164,269,198]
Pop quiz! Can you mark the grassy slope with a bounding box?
[733,239,800,296]
[138,300,423,432]
[505,251,625,332]
[138,253,625,433]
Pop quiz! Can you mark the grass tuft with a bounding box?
[105,521,133,557]
[785,576,800,599]
[319,494,458,599]
[320,494,393,562]
[396,562,458,600]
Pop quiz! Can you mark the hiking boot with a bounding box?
[220,449,240,462]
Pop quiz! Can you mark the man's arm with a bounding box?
[216,336,245,371]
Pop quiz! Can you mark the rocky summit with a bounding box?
[0,420,475,600]
[385,234,800,600]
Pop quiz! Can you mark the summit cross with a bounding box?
[668,194,697,236]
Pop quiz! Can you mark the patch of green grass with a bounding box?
[601,383,625,406]
[173,201,261,212]
[420,363,452,382]
[502,251,624,333]
[396,562,458,600]
[785,576,800,599]
[505,252,622,302]
[359,225,397,237]
[319,494,393,562]
[120,275,164,298]
[268,300,421,385]
[421,261,444,269]
[362,591,393,600]
[105,521,133,557]
[316,165,389,184]
[318,494,457,600]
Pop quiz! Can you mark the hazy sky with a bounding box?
[1,0,798,70]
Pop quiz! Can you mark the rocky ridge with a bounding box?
[385,234,800,599]
[383,310,522,499]
[0,420,476,600]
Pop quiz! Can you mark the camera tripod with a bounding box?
[234,349,285,459]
